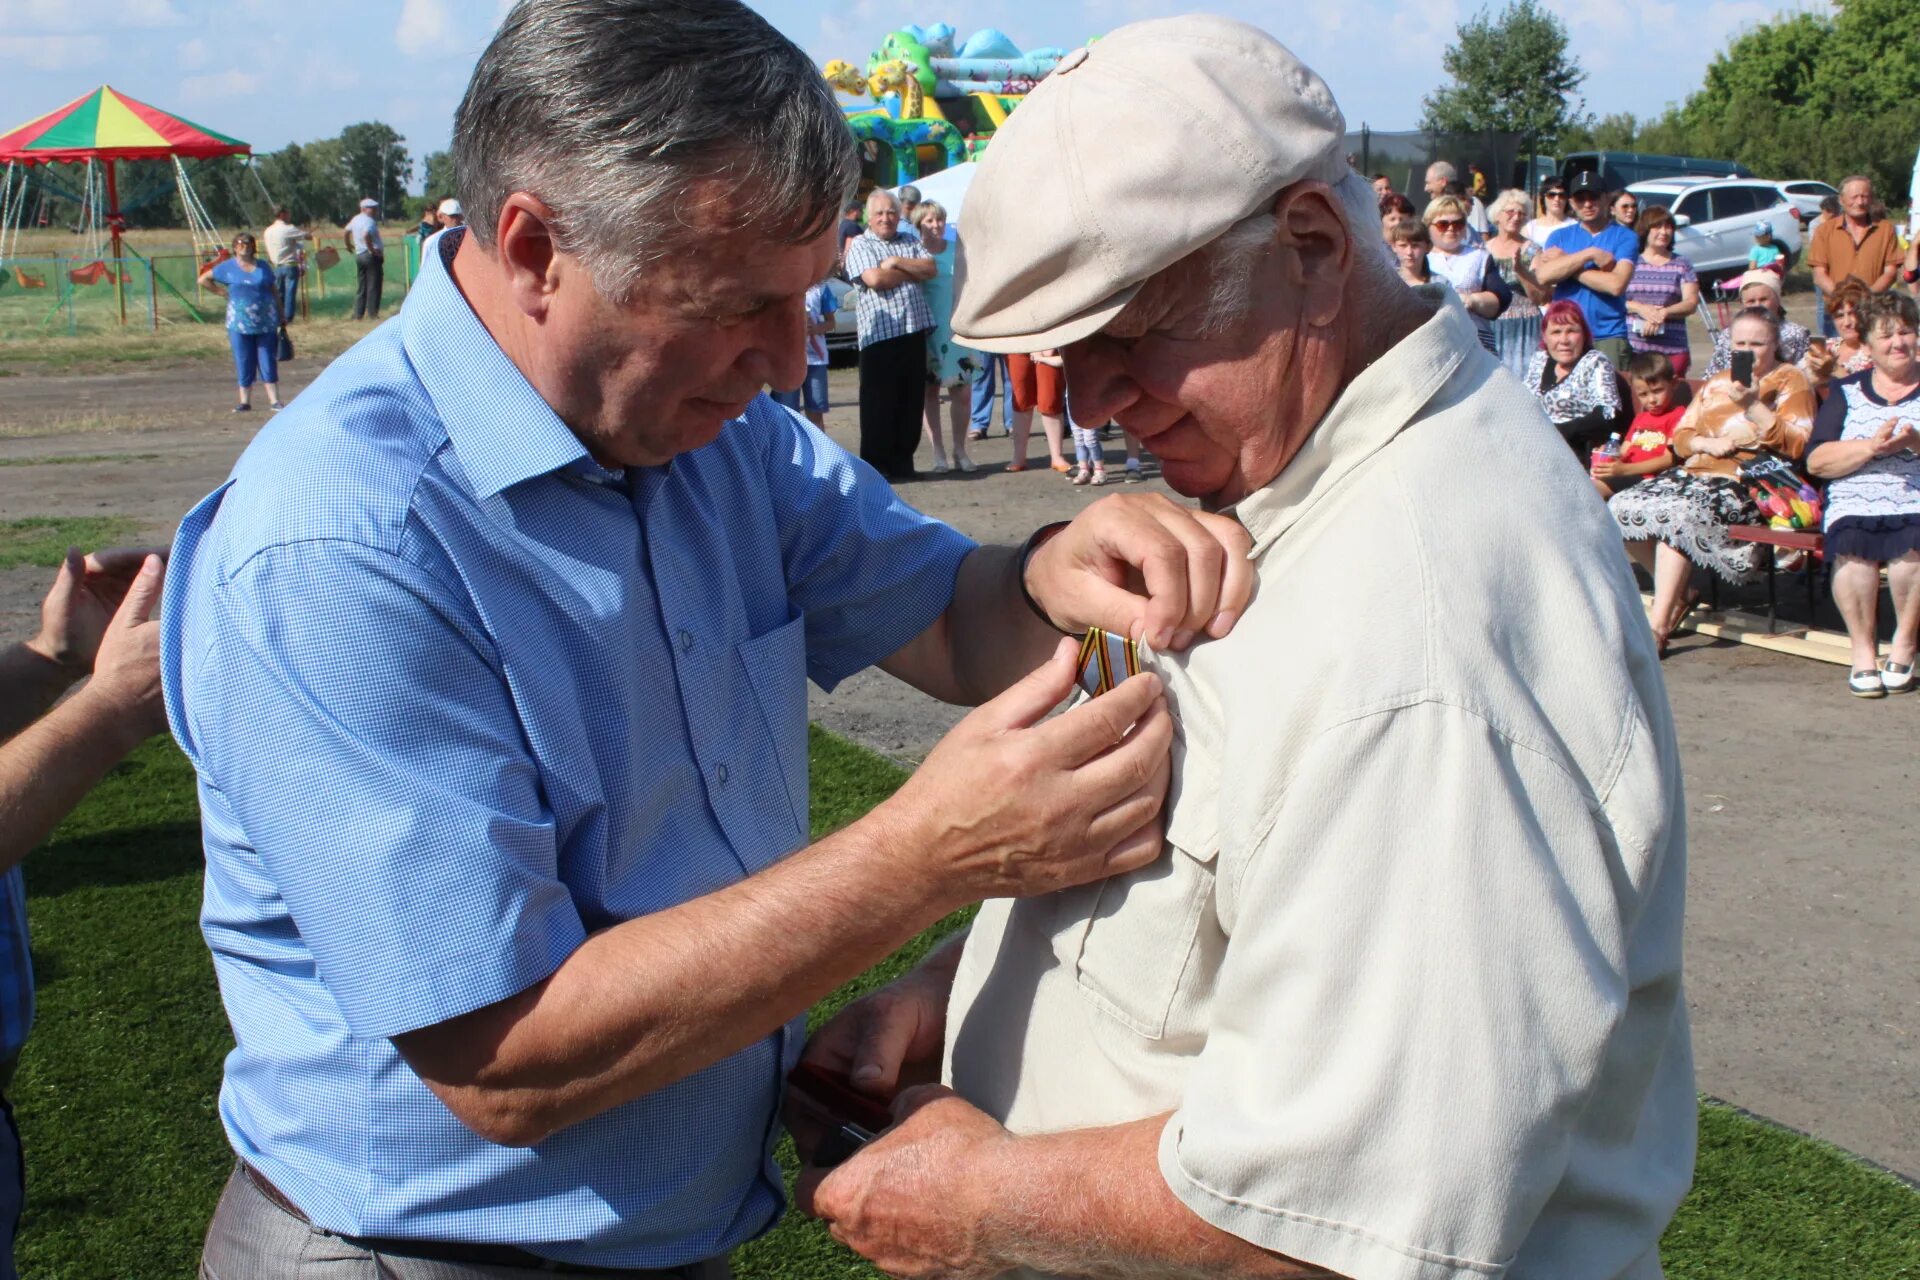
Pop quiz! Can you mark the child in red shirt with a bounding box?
[1591,351,1684,499]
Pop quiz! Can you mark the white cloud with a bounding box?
[396,0,456,56]
[178,70,263,103]
[0,32,103,69]
[0,0,183,33]
[177,35,209,70]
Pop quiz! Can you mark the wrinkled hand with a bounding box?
[881,637,1171,906]
[1805,344,1837,380]
[798,1087,1013,1280]
[1870,420,1920,458]
[1025,494,1254,650]
[801,964,951,1099]
[790,964,953,1164]
[1588,248,1616,271]
[76,552,167,741]
[26,545,169,674]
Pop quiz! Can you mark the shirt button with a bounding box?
[716,764,730,786]
[679,630,695,653]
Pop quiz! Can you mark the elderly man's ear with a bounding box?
[1269,181,1352,329]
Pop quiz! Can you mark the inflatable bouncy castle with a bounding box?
[824,24,1070,186]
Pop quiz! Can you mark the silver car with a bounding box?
[1627,176,1803,281]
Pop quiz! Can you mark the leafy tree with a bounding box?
[1420,0,1587,151]
[1625,0,1920,202]
[336,122,411,217]
[1560,112,1639,154]
[420,150,456,205]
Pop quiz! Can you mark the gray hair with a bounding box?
[1840,173,1873,195]
[452,0,859,301]
[1193,172,1395,332]
[897,185,922,204]
[1487,188,1531,222]
[1426,160,1457,181]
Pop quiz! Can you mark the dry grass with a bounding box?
[0,313,370,377]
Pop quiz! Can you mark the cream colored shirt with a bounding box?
[263,220,309,268]
[945,299,1695,1280]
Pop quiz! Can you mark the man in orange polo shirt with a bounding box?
[1810,174,1902,300]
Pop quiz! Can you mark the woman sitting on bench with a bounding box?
[1807,291,1920,698]
[1611,308,1817,655]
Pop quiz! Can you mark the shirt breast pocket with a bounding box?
[736,610,811,845]
[1054,733,1222,1043]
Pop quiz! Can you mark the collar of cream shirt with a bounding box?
[1229,290,1471,556]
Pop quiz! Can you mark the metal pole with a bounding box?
[106,160,126,326]
[147,256,157,331]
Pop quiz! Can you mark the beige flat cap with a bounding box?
[951,15,1350,353]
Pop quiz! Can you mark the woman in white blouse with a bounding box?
[1423,195,1510,353]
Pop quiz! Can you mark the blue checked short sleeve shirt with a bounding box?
[159,229,975,1268]
[842,231,933,347]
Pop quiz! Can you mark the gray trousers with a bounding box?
[200,1163,732,1280]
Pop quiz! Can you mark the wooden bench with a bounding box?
[1726,525,1825,632]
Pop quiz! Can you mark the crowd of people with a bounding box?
[17,3,1919,1277]
[1368,160,1917,694]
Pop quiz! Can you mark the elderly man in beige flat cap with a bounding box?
[795,16,1695,1280]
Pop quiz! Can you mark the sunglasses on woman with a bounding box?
[1544,190,1567,199]
[1431,218,1465,231]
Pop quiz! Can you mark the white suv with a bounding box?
[1627,177,1803,280]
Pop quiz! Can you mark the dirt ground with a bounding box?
[0,354,1912,1180]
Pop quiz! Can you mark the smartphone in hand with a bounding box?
[787,1061,891,1167]
[1730,350,1755,387]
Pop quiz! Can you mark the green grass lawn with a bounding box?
[0,517,143,569]
[17,728,1919,1278]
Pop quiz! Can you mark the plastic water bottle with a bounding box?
[1598,432,1623,460]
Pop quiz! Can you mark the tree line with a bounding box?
[1422,0,1917,202]
[21,122,452,235]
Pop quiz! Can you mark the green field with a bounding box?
[16,729,1919,1277]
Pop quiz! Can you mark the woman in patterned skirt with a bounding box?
[1807,291,1920,696]
[1611,308,1818,653]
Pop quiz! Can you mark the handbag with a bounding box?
[277,326,294,362]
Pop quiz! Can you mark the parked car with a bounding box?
[1774,179,1839,223]
[824,276,858,363]
[1626,177,1802,280]
[1564,150,1749,191]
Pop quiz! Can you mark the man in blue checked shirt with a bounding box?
[0,546,168,1280]
[165,4,1252,1277]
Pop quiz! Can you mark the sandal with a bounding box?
[1882,659,1915,694]
[1050,460,1072,473]
[1848,669,1886,698]
[1005,461,1029,472]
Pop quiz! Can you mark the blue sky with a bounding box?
[0,0,1829,192]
